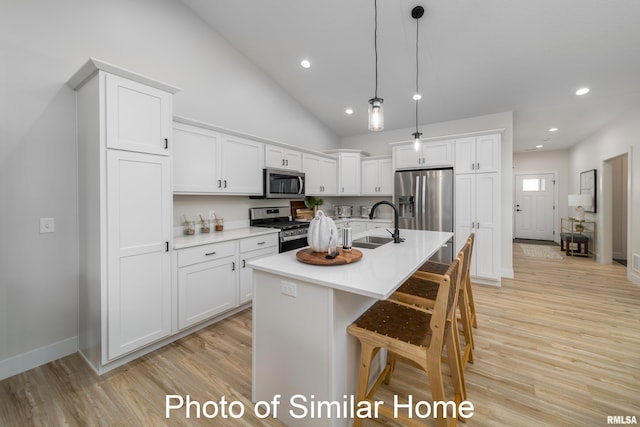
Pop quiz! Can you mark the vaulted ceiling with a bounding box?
[179,0,640,152]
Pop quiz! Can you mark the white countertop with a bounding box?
[173,227,279,249]
[248,228,453,299]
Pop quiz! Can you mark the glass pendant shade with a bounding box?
[368,98,384,131]
[413,131,422,151]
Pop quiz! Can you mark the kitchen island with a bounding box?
[249,228,453,427]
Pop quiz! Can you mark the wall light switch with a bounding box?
[40,217,55,233]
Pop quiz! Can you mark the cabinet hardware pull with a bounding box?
[286,159,289,166]
[232,261,235,271]
[218,180,222,188]
[282,159,285,165]
[224,180,227,188]
[257,241,266,245]
[165,241,169,252]
[164,138,168,149]
[477,162,480,170]
[471,163,475,170]
[205,251,217,256]
[242,259,246,268]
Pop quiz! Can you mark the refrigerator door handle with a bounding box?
[415,174,420,227]
[421,175,427,229]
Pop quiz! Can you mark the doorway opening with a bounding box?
[602,154,629,266]
[514,172,557,242]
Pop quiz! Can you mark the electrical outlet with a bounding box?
[40,217,55,233]
[280,281,297,297]
[209,210,216,220]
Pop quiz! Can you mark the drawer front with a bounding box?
[239,234,278,253]
[178,240,237,267]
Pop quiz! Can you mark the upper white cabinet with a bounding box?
[265,144,302,171]
[455,134,501,174]
[303,153,337,195]
[361,157,393,195]
[68,59,178,373]
[173,121,264,195]
[338,152,361,195]
[105,74,172,156]
[393,139,453,170]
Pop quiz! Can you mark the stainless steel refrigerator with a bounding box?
[395,168,454,263]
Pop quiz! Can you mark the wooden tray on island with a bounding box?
[295,248,363,266]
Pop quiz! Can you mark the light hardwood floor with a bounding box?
[1,244,639,426]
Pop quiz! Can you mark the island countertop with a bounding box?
[248,228,453,299]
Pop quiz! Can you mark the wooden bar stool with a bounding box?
[391,237,475,369]
[419,234,477,329]
[347,257,464,427]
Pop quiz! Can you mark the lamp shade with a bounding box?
[568,194,592,208]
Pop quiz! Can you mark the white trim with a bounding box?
[388,128,506,147]
[0,336,77,381]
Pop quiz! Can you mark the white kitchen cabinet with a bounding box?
[455,134,501,174]
[302,153,337,195]
[455,173,501,281]
[239,234,278,304]
[177,241,239,330]
[361,157,392,195]
[265,144,302,171]
[105,74,172,156]
[173,121,264,195]
[393,139,453,170]
[338,152,361,195]
[106,150,172,360]
[173,123,220,193]
[220,134,264,194]
[69,59,178,373]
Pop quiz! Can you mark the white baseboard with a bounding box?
[502,267,515,279]
[0,336,77,381]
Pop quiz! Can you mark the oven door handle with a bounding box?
[280,234,308,243]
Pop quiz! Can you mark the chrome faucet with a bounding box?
[369,201,403,243]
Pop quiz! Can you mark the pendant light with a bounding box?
[368,0,384,131]
[411,6,424,151]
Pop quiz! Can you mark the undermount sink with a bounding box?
[351,235,394,249]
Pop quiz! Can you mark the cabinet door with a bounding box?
[239,247,278,304]
[422,140,453,167]
[265,145,286,169]
[320,157,338,195]
[178,257,239,329]
[475,134,501,173]
[454,137,476,174]
[339,153,361,195]
[378,158,393,195]
[394,145,421,169]
[474,173,500,280]
[361,159,379,195]
[454,174,475,255]
[283,149,302,172]
[173,123,220,193]
[106,150,171,360]
[220,135,264,194]
[105,74,172,156]
[303,154,322,195]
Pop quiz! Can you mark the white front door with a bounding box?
[514,173,555,240]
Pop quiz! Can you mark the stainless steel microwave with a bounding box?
[252,169,305,199]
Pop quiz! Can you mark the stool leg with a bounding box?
[353,340,376,427]
[426,355,450,427]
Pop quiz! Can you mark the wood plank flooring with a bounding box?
[1,244,639,426]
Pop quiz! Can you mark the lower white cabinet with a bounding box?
[177,241,238,330]
[176,234,278,329]
[455,173,501,281]
[239,235,278,303]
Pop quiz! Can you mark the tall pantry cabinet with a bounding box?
[68,59,179,373]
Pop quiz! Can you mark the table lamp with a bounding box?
[568,194,592,221]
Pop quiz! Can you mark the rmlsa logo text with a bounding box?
[607,415,637,425]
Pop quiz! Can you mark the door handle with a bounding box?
[516,209,522,212]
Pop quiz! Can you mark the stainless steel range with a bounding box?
[249,206,309,253]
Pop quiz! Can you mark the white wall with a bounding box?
[569,102,640,284]
[0,0,339,377]
[513,149,571,242]
[341,111,515,280]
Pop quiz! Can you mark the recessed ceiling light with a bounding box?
[300,59,311,69]
[345,108,354,115]
[536,144,544,148]
[576,87,590,96]
[549,127,559,132]
[412,93,422,101]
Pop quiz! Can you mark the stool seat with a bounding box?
[560,232,588,243]
[560,232,590,256]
